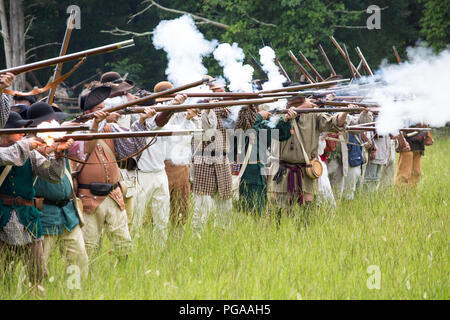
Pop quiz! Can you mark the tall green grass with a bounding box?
[1,132,448,299]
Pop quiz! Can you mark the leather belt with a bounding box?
[78,183,119,190]
[0,194,34,207]
[44,198,72,207]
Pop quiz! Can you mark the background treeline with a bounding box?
[0,0,448,95]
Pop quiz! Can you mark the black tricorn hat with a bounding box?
[100,71,135,98]
[79,85,112,111]
[4,111,33,129]
[26,102,68,127]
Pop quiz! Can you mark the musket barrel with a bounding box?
[270,107,375,115]
[288,50,315,83]
[121,98,280,114]
[54,129,203,142]
[259,79,350,94]
[0,39,134,75]
[0,125,90,135]
[298,51,324,82]
[75,77,213,122]
[329,36,362,78]
[318,44,337,76]
[347,126,431,133]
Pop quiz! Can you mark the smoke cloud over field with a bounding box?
[213,42,254,93]
[259,46,287,91]
[367,44,450,135]
[152,15,218,87]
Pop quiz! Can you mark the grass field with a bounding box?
[1,131,448,300]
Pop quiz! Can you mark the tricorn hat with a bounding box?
[154,81,174,102]
[26,102,69,127]
[79,85,112,111]
[4,111,33,129]
[100,71,135,98]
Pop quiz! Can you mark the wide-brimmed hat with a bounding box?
[79,85,112,111]
[26,102,69,127]
[208,81,226,91]
[4,111,33,129]
[100,71,135,98]
[154,81,174,102]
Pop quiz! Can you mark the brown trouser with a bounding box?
[395,151,422,188]
[0,239,46,284]
[164,161,190,228]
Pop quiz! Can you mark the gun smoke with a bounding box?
[367,44,450,135]
[152,14,218,87]
[258,46,287,91]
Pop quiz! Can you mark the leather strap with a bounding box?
[292,120,310,162]
[0,166,12,187]
[0,194,34,206]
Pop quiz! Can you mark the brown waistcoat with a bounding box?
[76,125,125,214]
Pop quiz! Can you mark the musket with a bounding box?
[47,9,77,104]
[69,70,102,91]
[329,36,361,78]
[343,44,356,80]
[318,44,337,76]
[268,43,291,82]
[347,126,431,133]
[0,125,90,135]
[315,99,380,109]
[355,47,374,77]
[298,51,324,82]
[259,78,350,94]
[0,39,134,76]
[53,129,204,142]
[119,98,281,115]
[74,77,213,122]
[288,50,315,83]
[269,107,378,115]
[392,46,402,64]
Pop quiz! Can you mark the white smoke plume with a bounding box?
[213,42,254,92]
[367,44,450,135]
[258,46,287,91]
[152,14,218,87]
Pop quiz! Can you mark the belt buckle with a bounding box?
[14,196,24,206]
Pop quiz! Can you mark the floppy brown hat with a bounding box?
[154,81,174,102]
[100,71,135,98]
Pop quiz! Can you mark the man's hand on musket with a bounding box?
[106,112,121,123]
[186,108,200,120]
[0,72,15,92]
[172,94,188,105]
[284,107,298,121]
[26,137,46,150]
[258,110,272,120]
[336,103,356,127]
[139,107,157,124]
